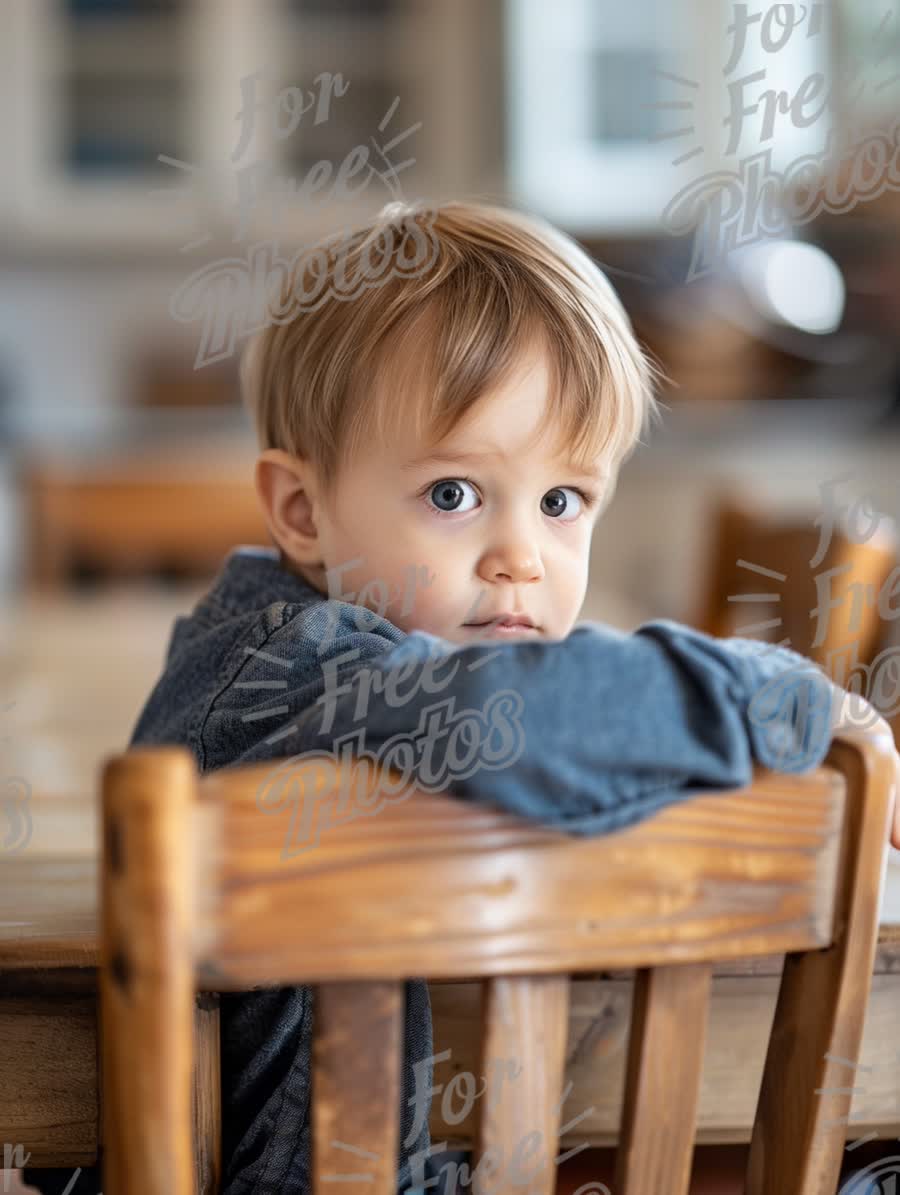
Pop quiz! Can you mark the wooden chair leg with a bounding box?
[746,732,896,1195]
[100,747,196,1195]
[96,990,228,1193]
[614,962,713,1195]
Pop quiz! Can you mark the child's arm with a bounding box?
[210,605,846,838]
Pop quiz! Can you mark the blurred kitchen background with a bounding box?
[3,3,900,1191]
[2,0,900,853]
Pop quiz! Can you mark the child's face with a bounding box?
[308,343,610,644]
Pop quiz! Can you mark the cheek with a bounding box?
[549,546,591,604]
[389,552,471,630]
[359,556,448,627]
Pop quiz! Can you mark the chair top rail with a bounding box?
[191,751,852,988]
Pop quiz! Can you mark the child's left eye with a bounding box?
[542,486,593,521]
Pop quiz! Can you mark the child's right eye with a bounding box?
[421,478,480,515]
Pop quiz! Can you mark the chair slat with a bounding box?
[471,975,570,1195]
[614,962,713,1195]
[746,728,898,1194]
[312,981,404,1195]
[99,747,196,1195]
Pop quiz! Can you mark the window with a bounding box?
[506,0,835,234]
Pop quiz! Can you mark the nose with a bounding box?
[477,534,545,585]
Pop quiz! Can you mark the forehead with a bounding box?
[399,441,607,488]
[406,362,603,479]
[359,318,607,484]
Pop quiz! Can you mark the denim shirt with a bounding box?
[123,544,836,1195]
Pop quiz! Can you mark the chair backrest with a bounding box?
[99,720,898,1195]
[695,491,898,679]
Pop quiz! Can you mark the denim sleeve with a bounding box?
[205,606,840,842]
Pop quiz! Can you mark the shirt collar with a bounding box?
[200,545,326,619]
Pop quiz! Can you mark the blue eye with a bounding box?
[420,477,596,519]
[424,478,480,514]
[541,486,584,521]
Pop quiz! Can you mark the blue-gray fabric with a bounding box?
[24,544,838,1195]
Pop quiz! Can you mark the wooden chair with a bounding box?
[99,718,898,1195]
[695,491,898,679]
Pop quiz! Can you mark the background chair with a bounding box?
[99,719,897,1195]
[694,491,899,678]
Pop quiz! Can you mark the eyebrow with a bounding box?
[400,448,607,485]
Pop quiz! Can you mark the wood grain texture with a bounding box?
[426,970,900,1147]
[312,982,404,1195]
[0,995,98,1166]
[0,858,97,970]
[99,746,197,1195]
[196,761,846,988]
[9,968,900,1176]
[747,723,899,1194]
[193,998,221,1195]
[471,975,570,1195]
[614,963,713,1195]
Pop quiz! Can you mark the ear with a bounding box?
[254,449,325,567]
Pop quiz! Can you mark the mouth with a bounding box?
[463,614,540,635]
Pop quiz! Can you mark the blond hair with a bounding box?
[240,199,665,509]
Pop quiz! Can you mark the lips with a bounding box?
[466,613,536,629]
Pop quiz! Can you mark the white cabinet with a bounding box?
[505,0,878,239]
[2,0,504,253]
[6,0,208,250]
[6,0,885,250]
